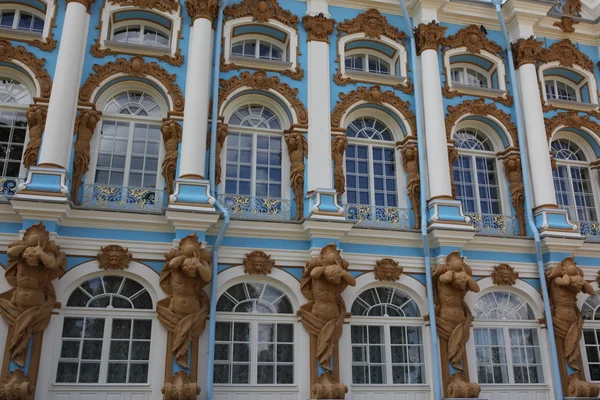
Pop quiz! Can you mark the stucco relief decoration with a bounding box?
[547,256,600,397]
[161,119,182,195]
[22,105,47,169]
[442,25,503,56]
[400,142,420,229]
[553,0,581,33]
[0,40,52,99]
[433,251,481,398]
[544,111,600,142]
[331,135,348,199]
[448,144,458,199]
[503,154,526,236]
[540,39,595,73]
[162,371,200,400]
[491,263,519,286]
[299,244,355,398]
[285,132,307,220]
[374,258,403,281]
[0,222,66,367]
[207,122,228,185]
[108,0,179,12]
[243,250,275,275]
[97,245,132,270]
[79,57,185,112]
[303,13,336,43]
[185,0,218,23]
[0,369,34,400]
[90,42,184,67]
[71,109,102,204]
[218,71,308,125]
[224,0,298,26]
[158,233,212,368]
[511,37,543,69]
[415,21,447,56]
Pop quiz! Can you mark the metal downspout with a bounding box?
[206,2,231,399]
[397,2,443,399]
[492,2,564,399]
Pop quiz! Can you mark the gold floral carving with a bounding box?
[433,251,481,398]
[445,98,518,144]
[285,132,307,220]
[331,86,416,134]
[491,263,519,286]
[161,371,200,400]
[415,21,447,56]
[0,369,33,400]
[66,0,96,13]
[374,258,403,281]
[218,71,308,124]
[448,144,458,199]
[503,154,526,236]
[540,39,595,73]
[547,256,599,396]
[441,25,502,56]
[400,142,420,229]
[300,244,354,398]
[186,0,218,23]
[71,109,102,204]
[0,223,66,367]
[224,0,298,27]
[108,0,179,12]
[206,122,228,185]
[161,119,182,195]
[303,13,336,43]
[511,36,543,69]
[158,234,211,368]
[23,105,47,169]
[79,57,184,112]
[554,17,579,33]
[0,40,52,98]
[337,9,405,41]
[243,250,275,275]
[332,135,348,199]
[90,42,185,67]
[97,245,132,271]
[544,111,600,142]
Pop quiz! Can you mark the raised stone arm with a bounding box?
[197,258,212,282]
[467,276,480,293]
[6,242,27,258]
[341,269,356,286]
[310,265,327,279]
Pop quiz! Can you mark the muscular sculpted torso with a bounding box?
[167,246,211,316]
[550,265,593,324]
[309,263,355,321]
[437,266,479,326]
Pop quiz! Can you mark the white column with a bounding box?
[37,0,90,168]
[179,17,213,179]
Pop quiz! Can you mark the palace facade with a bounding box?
[1,0,600,399]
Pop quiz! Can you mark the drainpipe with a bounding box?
[492,1,563,399]
[397,2,443,399]
[205,1,231,399]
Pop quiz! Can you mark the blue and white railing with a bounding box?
[81,184,166,213]
[344,204,411,229]
[0,177,19,201]
[217,194,291,220]
[469,213,520,236]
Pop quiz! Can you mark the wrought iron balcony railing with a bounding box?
[468,213,519,236]
[0,177,18,201]
[217,194,291,220]
[81,184,166,213]
[344,204,411,229]
[576,221,600,242]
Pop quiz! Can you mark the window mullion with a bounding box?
[471,154,481,214]
[122,122,135,187]
[251,133,257,197]
[251,321,257,385]
[368,145,375,206]
[99,316,113,384]
[504,328,516,384]
[384,324,392,385]
[567,166,578,219]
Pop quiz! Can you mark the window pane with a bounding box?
[509,328,544,384]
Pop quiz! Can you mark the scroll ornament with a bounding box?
[185,0,218,23]
[285,132,307,220]
[158,233,211,368]
[337,8,405,42]
[108,0,180,12]
[415,21,447,55]
[303,13,336,43]
[299,244,355,398]
[441,24,502,56]
[161,371,201,400]
[374,258,403,281]
[433,251,481,398]
[540,39,595,73]
[224,0,298,27]
[97,245,132,270]
[207,122,228,185]
[511,37,543,69]
[503,154,526,236]
[401,143,420,229]
[553,0,581,33]
[331,135,348,199]
[71,109,102,204]
[0,40,52,98]
[243,250,275,275]
[448,145,458,199]
[23,105,47,169]
[0,222,66,366]
[0,370,34,400]
[161,119,182,195]
[491,263,519,286]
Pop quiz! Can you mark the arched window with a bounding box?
[545,79,578,102]
[453,128,501,215]
[0,77,31,178]
[581,291,600,381]
[350,287,425,385]
[345,117,398,207]
[55,276,154,384]
[111,23,170,48]
[450,66,489,88]
[214,282,295,385]
[231,38,285,62]
[0,9,44,34]
[471,291,544,385]
[345,52,391,75]
[551,139,597,222]
[224,104,283,199]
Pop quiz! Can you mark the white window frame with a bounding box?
[344,49,394,76]
[0,8,44,33]
[231,35,287,62]
[0,1,56,46]
[109,21,171,49]
[449,63,491,89]
[539,62,600,112]
[544,77,580,102]
[580,290,600,383]
[443,48,508,99]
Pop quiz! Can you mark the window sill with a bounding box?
[0,27,43,40]
[351,384,430,390]
[344,70,407,86]
[546,98,599,112]
[103,40,172,57]
[448,83,507,98]
[213,385,299,390]
[227,56,293,72]
[50,384,152,389]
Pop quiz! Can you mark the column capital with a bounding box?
[185,0,218,24]
[415,21,447,56]
[302,13,336,43]
[511,36,544,69]
[66,0,95,13]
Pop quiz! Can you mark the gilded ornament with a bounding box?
[108,0,179,12]
[568,371,600,398]
[491,263,519,286]
[447,371,481,399]
[243,250,275,275]
[285,132,307,220]
[311,371,347,399]
[554,17,579,33]
[544,111,600,142]
[224,0,298,27]
[448,145,458,199]
[337,9,405,41]
[540,39,594,72]
[400,142,420,229]
[66,0,96,13]
[503,154,526,236]
[161,119,182,195]
[441,25,502,56]
[185,0,218,23]
[303,13,336,43]
[97,245,132,271]
[511,36,543,69]
[162,371,200,400]
[414,21,447,55]
[23,105,47,169]
[0,40,52,98]
[373,258,403,281]
[91,42,185,67]
[71,109,102,204]
[331,135,348,199]
[0,369,33,400]
[206,122,228,185]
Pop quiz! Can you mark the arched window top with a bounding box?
[351,287,420,317]
[551,139,586,161]
[228,104,281,130]
[454,128,493,151]
[103,91,162,118]
[582,291,600,320]
[216,282,293,314]
[111,23,170,48]
[346,117,393,141]
[0,78,32,104]
[66,276,153,310]
[473,291,535,321]
[0,9,45,34]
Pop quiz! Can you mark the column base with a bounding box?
[533,206,580,238]
[306,189,344,220]
[427,197,474,231]
[16,166,69,201]
[168,178,215,212]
